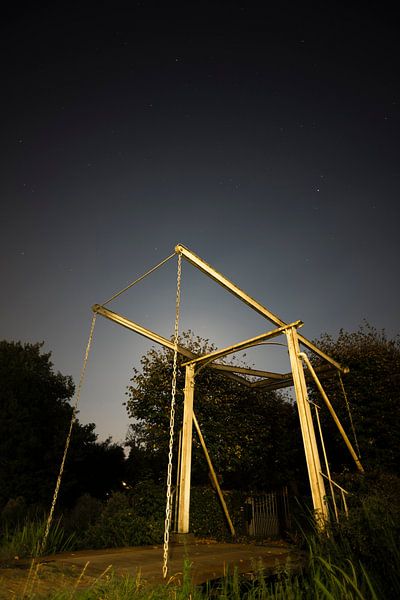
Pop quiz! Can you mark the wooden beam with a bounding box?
[175,244,347,373]
[286,327,328,527]
[92,304,193,358]
[250,377,294,391]
[177,364,195,533]
[92,304,252,386]
[211,363,287,380]
[182,321,303,367]
[193,412,236,537]
[249,364,339,391]
[299,352,364,473]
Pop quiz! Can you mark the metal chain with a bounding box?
[38,314,97,557]
[162,253,182,579]
[338,371,362,458]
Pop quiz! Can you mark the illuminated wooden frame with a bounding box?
[93,243,363,535]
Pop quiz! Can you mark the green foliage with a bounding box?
[43,565,206,600]
[125,331,303,490]
[83,511,163,549]
[190,486,246,540]
[0,515,75,560]
[62,487,165,550]
[72,483,246,550]
[129,480,165,520]
[331,471,400,598]
[309,323,400,474]
[81,492,163,549]
[64,494,103,535]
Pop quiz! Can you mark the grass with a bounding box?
[0,515,75,561]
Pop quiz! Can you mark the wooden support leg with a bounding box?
[193,412,236,537]
[299,352,364,474]
[286,327,328,527]
[177,364,195,533]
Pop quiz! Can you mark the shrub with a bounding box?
[64,494,104,542]
[190,486,245,540]
[130,480,165,520]
[83,512,163,548]
[81,491,163,549]
[329,471,400,598]
[1,496,27,527]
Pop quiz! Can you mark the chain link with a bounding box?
[162,253,182,579]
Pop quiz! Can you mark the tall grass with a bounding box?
[25,555,379,600]
[0,515,75,560]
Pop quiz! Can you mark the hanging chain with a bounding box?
[162,253,182,579]
[38,314,97,557]
[338,371,361,458]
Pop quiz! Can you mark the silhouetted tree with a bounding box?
[0,340,125,511]
[308,323,400,474]
[125,332,304,491]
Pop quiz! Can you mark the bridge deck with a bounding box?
[0,540,304,597]
[54,539,303,584]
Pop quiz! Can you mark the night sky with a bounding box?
[2,3,399,445]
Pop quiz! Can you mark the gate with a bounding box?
[244,486,290,538]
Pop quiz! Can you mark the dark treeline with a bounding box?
[1,324,400,515]
[1,325,400,542]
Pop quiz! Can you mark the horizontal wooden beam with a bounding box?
[92,304,252,386]
[210,363,287,380]
[249,364,339,391]
[92,304,193,358]
[182,321,303,367]
[92,305,340,391]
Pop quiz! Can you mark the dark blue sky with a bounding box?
[1,3,399,443]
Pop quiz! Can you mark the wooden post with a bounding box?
[177,364,195,533]
[286,327,328,527]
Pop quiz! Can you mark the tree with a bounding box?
[60,426,126,506]
[0,340,125,511]
[125,332,304,491]
[308,323,400,475]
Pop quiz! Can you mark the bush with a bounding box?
[329,471,400,598]
[76,483,247,549]
[130,480,165,520]
[81,491,163,549]
[190,486,246,540]
[83,512,163,548]
[64,494,103,540]
[1,496,27,526]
